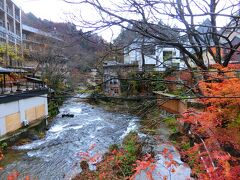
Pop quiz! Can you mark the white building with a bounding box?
[0,0,22,46]
[124,39,185,71]
[0,89,48,136]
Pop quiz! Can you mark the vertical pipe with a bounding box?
[1,74,3,94]
[3,73,5,93]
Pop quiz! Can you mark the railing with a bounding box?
[16,38,21,44]
[0,1,4,10]
[0,79,45,95]
[8,34,15,43]
[16,30,21,37]
[7,7,13,17]
[15,15,20,21]
[23,37,42,45]
[0,31,6,39]
[0,26,6,40]
[0,26,6,33]
[0,88,49,104]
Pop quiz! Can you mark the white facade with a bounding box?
[0,0,22,46]
[124,42,185,71]
[0,95,48,136]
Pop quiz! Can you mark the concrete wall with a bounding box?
[154,92,188,115]
[0,95,48,136]
[157,99,188,115]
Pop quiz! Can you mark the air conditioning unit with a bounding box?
[22,120,29,127]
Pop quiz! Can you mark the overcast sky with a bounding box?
[15,0,119,41]
[15,0,238,42]
[16,0,72,22]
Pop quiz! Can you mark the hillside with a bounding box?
[22,12,107,72]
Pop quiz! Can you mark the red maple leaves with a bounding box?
[179,66,240,179]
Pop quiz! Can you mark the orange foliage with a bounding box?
[179,66,240,179]
[130,154,156,180]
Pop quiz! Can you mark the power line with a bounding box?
[3,93,240,101]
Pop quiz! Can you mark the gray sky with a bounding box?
[15,0,238,42]
[16,0,72,22]
[15,0,119,41]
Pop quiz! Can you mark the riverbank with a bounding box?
[0,97,192,179]
[0,117,48,168]
[73,99,192,179]
[0,98,142,179]
[0,91,69,170]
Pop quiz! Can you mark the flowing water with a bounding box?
[0,99,139,179]
[0,97,192,180]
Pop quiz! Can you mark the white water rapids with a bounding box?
[0,97,191,179]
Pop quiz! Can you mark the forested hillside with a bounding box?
[22,12,107,72]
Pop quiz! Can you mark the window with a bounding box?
[0,20,3,27]
[7,22,10,31]
[125,47,129,55]
[172,63,180,69]
[114,89,119,94]
[163,51,173,61]
[156,56,159,65]
[172,51,176,56]
[143,45,155,55]
[22,34,27,40]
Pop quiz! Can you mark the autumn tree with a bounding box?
[0,44,23,67]
[26,48,69,90]
[64,0,239,70]
[179,65,240,179]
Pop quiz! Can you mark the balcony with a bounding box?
[16,30,21,37]
[0,1,4,11]
[7,6,13,17]
[16,38,21,44]
[0,88,49,104]
[0,25,6,33]
[0,31,6,39]
[23,36,42,45]
[15,15,20,21]
[0,67,47,97]
[8,34,15,43]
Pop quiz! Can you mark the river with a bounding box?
[0,98,139,179]
[0,98,191,180]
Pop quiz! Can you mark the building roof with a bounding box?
[22,24,62,41]
[0,67,27,74]
[11,0,21,9]
[25,76,43,83]
[0,67,12,73]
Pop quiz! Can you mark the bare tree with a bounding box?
[23,33,69,90]
[64,0,240,70]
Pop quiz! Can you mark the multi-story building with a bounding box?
[0,0,22,67]
[22,24,62,54]
[22,24,65,77]
[0,1,51,137]
[0,0,22,46]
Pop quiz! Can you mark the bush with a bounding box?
[117,131,141,177]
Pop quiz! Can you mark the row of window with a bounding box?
[0,20,21,34]
[106,88,120,95]
[0,0,20,17]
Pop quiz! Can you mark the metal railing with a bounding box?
[7,7,13,17]
[15,15,20,21]
[0,79,45,95]
[0,26,6,33]
[0,1,4,10]
[0,31,5,39]
[8,34,15,43]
